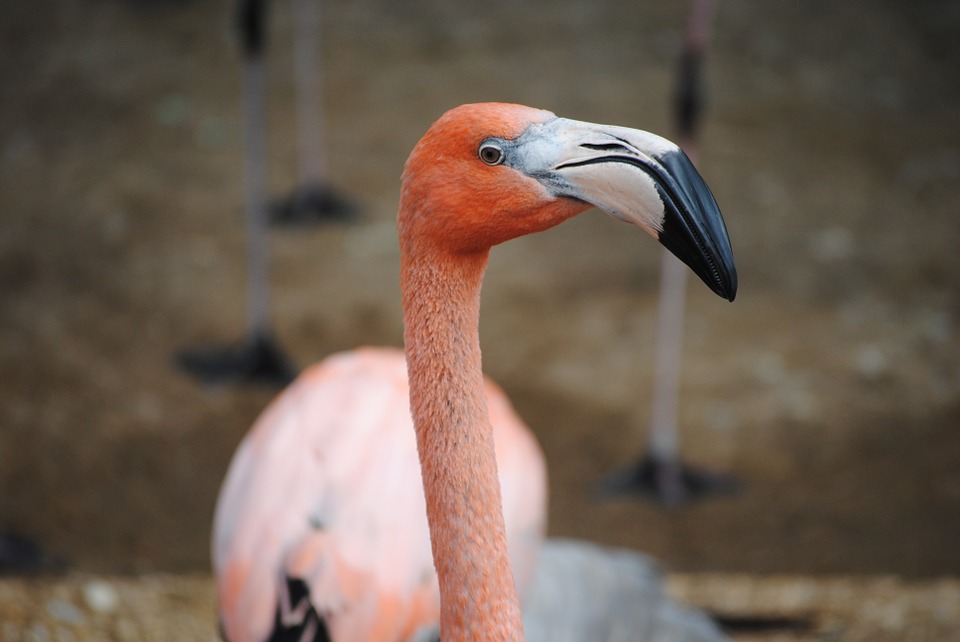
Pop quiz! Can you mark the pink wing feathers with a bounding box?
[213,347,546,642]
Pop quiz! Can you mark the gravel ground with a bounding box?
[0,573,957,642]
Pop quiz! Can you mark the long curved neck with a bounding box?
[400,247,524,642]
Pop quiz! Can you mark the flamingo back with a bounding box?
[213,347,546,642]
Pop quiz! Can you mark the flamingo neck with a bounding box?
[400,248,524,642]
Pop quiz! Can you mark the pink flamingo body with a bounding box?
[214,347,545,642]
[214,103,736,642]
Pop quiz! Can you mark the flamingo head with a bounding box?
[399,102,737,301]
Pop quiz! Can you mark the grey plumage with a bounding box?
[409,538,727,642]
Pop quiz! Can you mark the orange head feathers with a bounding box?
[398,103,590,256]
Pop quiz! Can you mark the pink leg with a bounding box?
[600,0,737,504]
[176,0,296,386]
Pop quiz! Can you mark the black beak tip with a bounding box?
[657,210,738,302]
[714,236,738,302]
[655,150,738,303]
[723,270,738,302]
[702,250,737,302]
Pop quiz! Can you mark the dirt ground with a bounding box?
[1,0,959,609]
[2,572,960,642]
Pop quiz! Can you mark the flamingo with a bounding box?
[213,103,736,642]
[272,0,357,224]
[177,0,297,386]
[177,0,353,386]
[601,0,739,504]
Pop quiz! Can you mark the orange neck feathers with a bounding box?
[400,249,522,641]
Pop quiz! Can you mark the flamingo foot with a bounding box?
[596,453,740,506]
[176,331,297,387]
[0,531,64,575]
[271,183,358,226]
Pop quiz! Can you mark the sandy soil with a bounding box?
[1,0,958,604]
[0,573,958,641]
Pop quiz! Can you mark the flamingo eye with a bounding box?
[478,142,504,166]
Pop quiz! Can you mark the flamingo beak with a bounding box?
[505,117,738,301]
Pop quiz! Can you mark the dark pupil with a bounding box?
[481,147,501,164]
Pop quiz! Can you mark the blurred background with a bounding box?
[1,0,959,634]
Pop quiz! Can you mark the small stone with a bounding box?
[196,117,231,149]
[3,622,19,640]
[752,351,786,386]
[919,310,952,346]
[55,627,75,642]
[114,617,138,642]
[811,226,853,262]
[26,622,51,642]
[134,392,163,425]
[856,345,887,380]
[46,598,84,625]
[155,94,191,127]
[83,579,120,614]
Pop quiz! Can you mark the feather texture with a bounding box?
[213,347,546,642]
